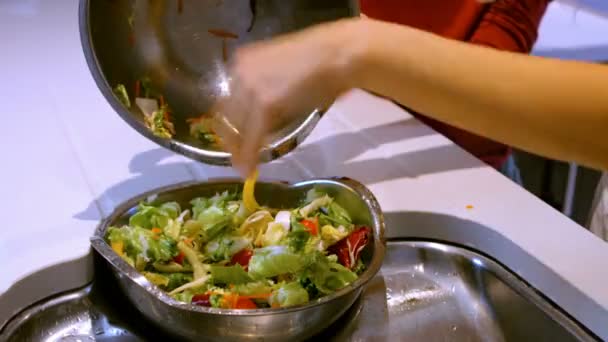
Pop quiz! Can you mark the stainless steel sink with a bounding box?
[0,240,596,341]
[320,240,596,341]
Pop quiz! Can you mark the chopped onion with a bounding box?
[136,97,159,118]
[274,211,291,231]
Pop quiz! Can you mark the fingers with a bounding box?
[211,69,268,177]
[234,105,272,177]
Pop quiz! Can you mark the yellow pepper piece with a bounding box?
[111,241,124,257]
[243,169,260,213]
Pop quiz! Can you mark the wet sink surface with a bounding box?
[320,241,595,342]
[0,241,596,342]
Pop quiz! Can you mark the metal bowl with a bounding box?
[79,0,359,165]
[90,177,385,341]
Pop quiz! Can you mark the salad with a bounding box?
[113,79,221,146]
[105,173,371,309]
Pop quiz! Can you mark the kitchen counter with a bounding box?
[533,1,608,61]
[2,0,608,339]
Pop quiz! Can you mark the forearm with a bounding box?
[345,19,608,170]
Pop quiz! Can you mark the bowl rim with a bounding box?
[78,0,329,166]
[90,177,386,316]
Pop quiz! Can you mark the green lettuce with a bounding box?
[286,213,311,252]
[145,105,174,139]
[205,235,251,262]
[248,246,305,280]
[303,189,353,229]
[166,273,194,291]
[142,272,193,291]
[129,201,181,229]
[172,291,195,304]
[190,192,239,242]
[113,84,131,108]
[233,281,273,296]
[302,252,357,294]
[210,265,252,285]
[318,201,353,229]
[269,282,309,308]
[261,222,288,247]
[107,226,178,263]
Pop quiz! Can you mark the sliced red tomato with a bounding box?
[173,251,186,265]
[327,227,371,269]
[301,218,318,236]
[230,249,253,270]
[234,297,258,309]
[192,293,211,307]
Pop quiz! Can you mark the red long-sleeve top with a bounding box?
[360,0,550,169]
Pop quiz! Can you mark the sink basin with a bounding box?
[0,240,596,341]
[319,240,596,341]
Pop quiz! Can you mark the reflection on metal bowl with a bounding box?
[79,0,359,165]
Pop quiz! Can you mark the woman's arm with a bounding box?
[214,18,608,176]
[352,19,608,170]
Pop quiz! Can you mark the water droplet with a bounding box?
[452,325,458,332]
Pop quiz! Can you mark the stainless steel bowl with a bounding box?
[90,178,385,341]
[79,0,359,165]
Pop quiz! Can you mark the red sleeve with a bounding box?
[469,0,551,53]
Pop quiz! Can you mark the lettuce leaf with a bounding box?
[261,222,288,247]
[205,235,251,262]
[143,272,193,291]
[318,201,353,229]
[113,84,131,108]
[210,265,252,285]
[269,282,309,308]
[301,252,357,294]
[166,273,194,291]
[248,246,305,280]
[107,226,177,263]
[172,291,195,304]
[303,189,353,229]
[286,214,311,252]
[320,225,349,246]
[190,192,239,242]
[129,201,181,229]
[144,105,175,139]
[233,281,273,296]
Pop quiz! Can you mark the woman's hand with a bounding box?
[212,19,363,177]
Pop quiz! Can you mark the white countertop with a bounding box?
[2,0,608,338]
[532,1,608,61]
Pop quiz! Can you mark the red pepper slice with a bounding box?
[192,293,211,307]
[173,251,185,265]
[208,29,239,39]
[300,218,318,236]
[229,249,253,270]
[234,297,258,309]
[327,227,370,269]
